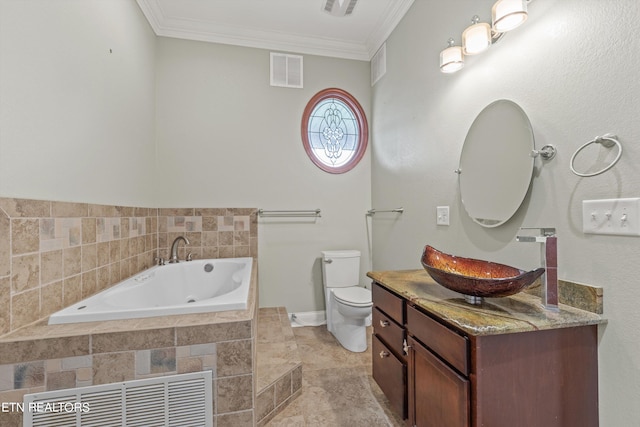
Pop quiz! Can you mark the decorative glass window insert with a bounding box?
[301,88,368,174]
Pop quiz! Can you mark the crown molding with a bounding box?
[137,0,414,61]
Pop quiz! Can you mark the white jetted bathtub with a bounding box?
[48,257,253,325]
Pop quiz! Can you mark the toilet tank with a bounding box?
[321,250,361,288]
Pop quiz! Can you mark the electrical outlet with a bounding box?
[582,198,640,236]
[436,206,450,226]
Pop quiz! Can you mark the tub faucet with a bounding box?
[169,236,190,263]
[516,227,558,311]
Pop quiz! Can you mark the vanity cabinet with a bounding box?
[372,283,407,419]
[371,280,600,427]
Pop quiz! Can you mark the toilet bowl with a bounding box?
[321,250,372,352]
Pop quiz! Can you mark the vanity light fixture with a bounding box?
[440,38,464,73]
[441,0,533,74]
[492,0,528,33]
[462,15,492,55]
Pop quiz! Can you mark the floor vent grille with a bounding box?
[23,371,212,427]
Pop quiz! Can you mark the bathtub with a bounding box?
[48,257,253,325]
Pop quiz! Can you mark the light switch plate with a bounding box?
[582,198,640,236]
[436,206,450,226]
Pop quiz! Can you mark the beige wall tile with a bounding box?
[92,328,175,353]
[61,355,91,370]
[216,411,254,427]
[92,352,135,385]
[177,356,203,374]
[176,321,252,346]
[11,253,40,293]
[0,198,50,218]
[41,250,63,285]
[63,275,82,306]
[0,335,90,365]
[0,277,10,335]
[81,270,97,298]
[76,367,92,382]
[109,241,120,263]
[11,288,40,329]
[0,364,13,391]
[217,375,253,413]
[51,202,88,218]
[0,211,10,277]
[41,281,63,317]
[217,340,252,377]
[11,219,39,255]
[81,244,97,272]
[274,372,292,406]
[81,218,96,245]
[256,386,275,422]
[46,370,75,391]
[219,246,234,258]
[148,348,176,374]
[63,246,81,277]
[96,242,110,267]
[14,361,44,389]
[96,266,110,291]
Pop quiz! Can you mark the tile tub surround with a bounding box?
[0,259,259,427]
[256,307,303,426]
[0,197,258,334]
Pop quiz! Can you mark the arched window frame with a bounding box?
[301,88,369,174]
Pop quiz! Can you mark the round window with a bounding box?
[301,88,368,174]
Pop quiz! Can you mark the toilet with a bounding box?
[321,250,372,352]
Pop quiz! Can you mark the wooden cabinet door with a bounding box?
[372,334,406,419]
[408,336,470,427]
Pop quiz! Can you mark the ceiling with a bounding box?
[136,0,415,61]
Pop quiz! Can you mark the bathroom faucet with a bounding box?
[516,227,559,311]
[169,236,190,263]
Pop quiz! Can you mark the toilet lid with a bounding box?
[333,287,372,307]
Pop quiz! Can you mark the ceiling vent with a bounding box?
[270,53,303,88]
[323,0,359,17]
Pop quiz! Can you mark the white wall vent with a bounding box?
[270,52,303,88]
[371,43,387,86]
[23,371,213,427]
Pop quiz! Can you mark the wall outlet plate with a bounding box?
[582,198,640,236]
[436,206,450,226]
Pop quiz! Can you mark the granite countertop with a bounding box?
[368,269,606,337]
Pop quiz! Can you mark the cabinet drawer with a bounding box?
[373,308,405,361]
[372,282,404,324]
[372,335,406,419]
[407,305,469,375]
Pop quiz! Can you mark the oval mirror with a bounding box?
[458,100,534,227]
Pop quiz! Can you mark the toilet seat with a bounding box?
[333,287,372,307]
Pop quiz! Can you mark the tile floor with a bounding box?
[265,325,405,426]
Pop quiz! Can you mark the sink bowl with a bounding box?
[421,245,545,299]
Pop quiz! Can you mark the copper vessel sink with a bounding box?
[421,245,544,300]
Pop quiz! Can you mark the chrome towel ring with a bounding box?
[570,133,622,177]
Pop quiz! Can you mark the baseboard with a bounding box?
[290,310,326,327]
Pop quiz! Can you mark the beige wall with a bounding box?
[0,0,157,206]
[155,38,372,313]
[371,1,640,425]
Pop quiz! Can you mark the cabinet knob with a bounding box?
[379,351,390,359]
[379,319,390,327]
